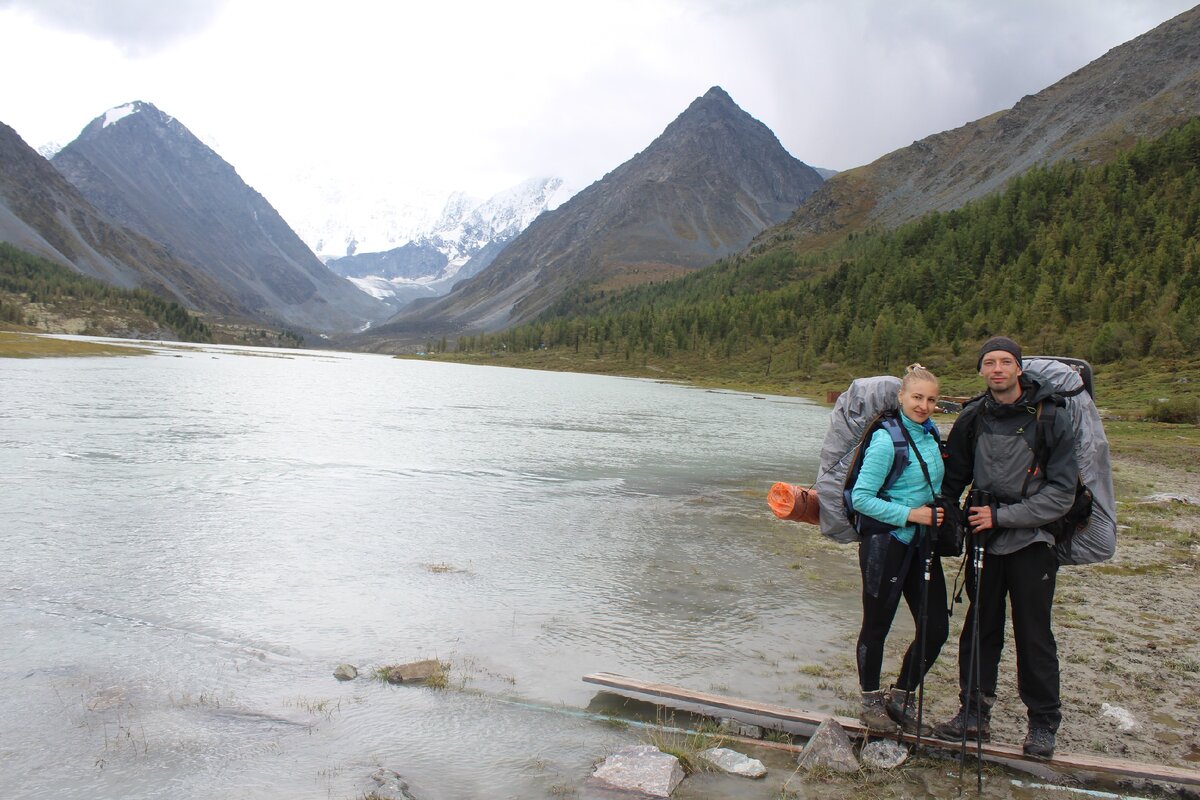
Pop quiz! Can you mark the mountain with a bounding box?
[758,4,1200,246]
[51,102,389,334]
[326,177,573,310]
[368,86,824,340]
[0,120,246,316]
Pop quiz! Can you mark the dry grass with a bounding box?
[0,331,151,358]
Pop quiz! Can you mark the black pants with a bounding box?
[957,540,1061,730]
[856,534,949,692]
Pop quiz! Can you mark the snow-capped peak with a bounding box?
[103,103,140,128]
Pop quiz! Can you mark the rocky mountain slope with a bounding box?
[327,177,572,310]
[52,102,388,334]
[369,87,824,340]
[0,121,246,316]
[758,4,1200,245]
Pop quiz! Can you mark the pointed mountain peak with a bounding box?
[663,86,763,138]
[679,85,740,118]
[700,85,734,105]
[82,101,176,140]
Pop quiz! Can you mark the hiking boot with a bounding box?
[932,699,993,742]
[860,690,900,733]
[1023,726,1056,760]
[885,688,934,736]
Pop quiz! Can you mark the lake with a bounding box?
[0,341,864,799]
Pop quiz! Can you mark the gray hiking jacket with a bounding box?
[942,376,1079,556]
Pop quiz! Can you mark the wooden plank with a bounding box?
[583,672,1200,787]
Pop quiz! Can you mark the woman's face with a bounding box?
[899,379,939,424]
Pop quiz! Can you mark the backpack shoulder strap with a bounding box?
[842,410,909,518]
[877,412,911,493]
[1021,398,1060,497]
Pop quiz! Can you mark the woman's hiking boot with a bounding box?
[932,696,993,742]
[885,688,933,736]
[1023,725,1056,759]
[860,690,900,733]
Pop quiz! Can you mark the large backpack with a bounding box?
[815,376,903,544]
[963,357,1116,565]
[1026,357,1116,565]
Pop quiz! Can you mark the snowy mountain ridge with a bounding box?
[326,176,574,309]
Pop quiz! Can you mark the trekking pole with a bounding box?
[960,527,984,782]
[970,530,987,791]
[914,532,932,755]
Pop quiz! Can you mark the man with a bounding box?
[934,336,1078,759]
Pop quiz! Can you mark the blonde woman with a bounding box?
[852,364,949,734]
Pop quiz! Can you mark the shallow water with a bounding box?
[1,341,877,798]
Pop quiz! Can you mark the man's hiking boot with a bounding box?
[1023,726,1056,760]
[860,690,899,733]
[885,688,933,736]
[933,698,993,742]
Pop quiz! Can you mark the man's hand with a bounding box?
[967,504,994,533]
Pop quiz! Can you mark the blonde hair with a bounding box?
[901,362,939,391]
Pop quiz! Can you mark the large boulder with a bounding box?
[698,747,766,778]
[590,745,685,797]
[796,719,859,774]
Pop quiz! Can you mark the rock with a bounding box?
[333,664,358,681]
[698,747,766,778]
[717,717,764,739]
[382,659,444,684]
[590,745,684,797]
[366,768,417,800]
[861,739,909,769]
[796,718,859,774]
[1136,493,1200,506]
[1101,702,1140,732]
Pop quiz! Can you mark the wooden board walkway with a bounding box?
[583,672,1200,788]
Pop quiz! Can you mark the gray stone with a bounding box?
[382,659,444,684]
[333,664,358,681]
[861,739,909,769]
[698,747,766,778]
[591,745,684,797]
[796,718,859,774]
[366,768,417,800]
[717,717,764,739]
[1101,702,1140,732]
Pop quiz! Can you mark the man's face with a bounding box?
[979,350,1023,395]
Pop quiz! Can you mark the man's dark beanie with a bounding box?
[977,336,1022,370]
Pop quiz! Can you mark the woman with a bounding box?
[852,363,949,734]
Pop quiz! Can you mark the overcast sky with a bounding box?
[1,0,1194,222]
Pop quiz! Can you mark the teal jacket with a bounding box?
[850,412,945,544]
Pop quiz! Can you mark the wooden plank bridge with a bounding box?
[583,672,1200,788]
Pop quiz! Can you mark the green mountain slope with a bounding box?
[454,119,1200,374]
[0,242,213,341]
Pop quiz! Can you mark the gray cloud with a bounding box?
[0,0,226,55]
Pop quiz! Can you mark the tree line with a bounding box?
[455,118,1200,370]
[0,243,214,343]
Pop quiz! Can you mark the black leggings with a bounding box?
[856,534,949,692]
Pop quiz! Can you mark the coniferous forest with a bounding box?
[0,243,213,342]
[454,119,1200,372]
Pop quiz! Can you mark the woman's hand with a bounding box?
[907,505,944,527]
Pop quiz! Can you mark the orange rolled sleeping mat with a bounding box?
[767,482,821,525]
